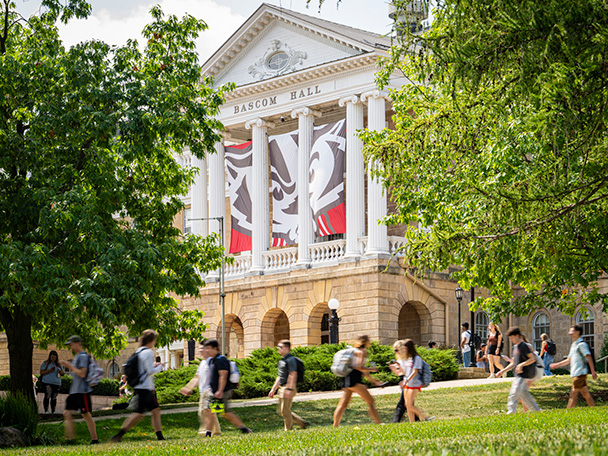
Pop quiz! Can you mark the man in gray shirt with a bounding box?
[268,339,308,430]
[60,335,98,444]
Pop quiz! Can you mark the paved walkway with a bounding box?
[49,376,513,423]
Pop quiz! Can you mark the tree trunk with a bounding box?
[0,307,34,403]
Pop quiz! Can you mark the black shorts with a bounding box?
[487,345,499,356]
[133,389,160,414]
[65,393,93,414]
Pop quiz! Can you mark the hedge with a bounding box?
[0,375,119,396]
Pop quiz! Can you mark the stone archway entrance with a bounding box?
[261,309,290,348]
[216,314,244,358]
[308,302,331,345]
[398,302,421,344]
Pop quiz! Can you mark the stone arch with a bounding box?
[261,308,290,348]
[397,301,432,346]
[308,302,331,345]
[216,314,245,358]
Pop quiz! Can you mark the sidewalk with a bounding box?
[49,375,513,423]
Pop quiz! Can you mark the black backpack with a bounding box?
[546,340,557,356]
[123,348,148,388]
[294,357,305,384]
[469,331,482,350]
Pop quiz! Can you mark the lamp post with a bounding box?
[455,286,463,365]
[190,216,226,355]
[328,298,341,344]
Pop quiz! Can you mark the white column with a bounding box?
[190,153,208,239]
[361,90,389,256]
[208,140,226,279]
[245,118,270,273]
[339,95,365,258]
[291,107,320,266]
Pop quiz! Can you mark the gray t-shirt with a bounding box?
[40,361,62,386]
[69,351,91,394]
[278,353,298,386]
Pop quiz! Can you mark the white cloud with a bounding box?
[56,0,245,63]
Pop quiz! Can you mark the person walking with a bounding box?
[486,323,503,378]
[60,336,98,444]
[539,333,555,376]
[333,335,383,427]
[496,327,540,414]
[110,329,165,442]
[39,350,65,414]
[390,339,430,423]
[179,342,221,437]
[268,340,308,431]
[460,323,471,367]
[389,340,421,423]
[204,339,252,434]
[550,325,598,408]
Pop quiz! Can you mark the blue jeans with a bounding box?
[462,351,471,367]
[543,354,554,376]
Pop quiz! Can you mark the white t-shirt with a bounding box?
[196,358,212,392]
[461,330,471,353]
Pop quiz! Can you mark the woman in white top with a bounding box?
[389,339,430,423]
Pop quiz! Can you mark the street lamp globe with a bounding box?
[454,286,464,301]
[328,298,340,310]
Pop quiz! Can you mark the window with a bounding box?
[183,208,192,234]
[475,311,489,342]
[576,308,595,351]
[532,312,550,353]
[108,361,120,379]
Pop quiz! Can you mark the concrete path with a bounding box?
[48,375,513,423]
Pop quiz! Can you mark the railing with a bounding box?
[310,239,346,264]
[263,247,298,271]
[597,355,608,374]
[225,253,251,277]
[358,236,368,256]
[388,236,406,257]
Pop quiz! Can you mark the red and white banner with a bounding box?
[224,141,253,253]
[310,120,346,237]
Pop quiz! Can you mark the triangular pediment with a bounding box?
[203,3,390,88]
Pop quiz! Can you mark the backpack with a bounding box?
[331,347,356,377]
[546,340,557,356]
[294,357,305,384]
[85,355,104,387]
[468,331,482,350]
[419,357,433,387]
[229,360,240,384]
[577,340,595,374]
[123,348,147,388]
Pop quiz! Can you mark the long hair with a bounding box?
[46,350,59,366]
[489,322,501,335]
[403,339,419,359]
[354,335,370,349]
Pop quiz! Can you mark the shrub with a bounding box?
[0,392,38,440]
[0,375,9,391]
[154,364,199,405]
[417,347,460,382]
[91,378,119,396]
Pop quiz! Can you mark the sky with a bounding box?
[15,0,394,63]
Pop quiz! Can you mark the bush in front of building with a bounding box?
[154,363,199,404]
[0,392,38,441]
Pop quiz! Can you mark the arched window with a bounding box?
[576,308,595,351]
[475,312,489,342]
[107,361,120,379]
[532,312,550,353]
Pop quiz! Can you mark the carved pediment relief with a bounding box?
[248,39,307,81]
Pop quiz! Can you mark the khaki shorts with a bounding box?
[200,389,213,409]
[573,375,587,389]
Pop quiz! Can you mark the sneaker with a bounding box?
[300,421,309,429]
[91,440,99,445]
[425,416,435,422]
[488,373,496,379]
[109,433,123,443]
[240,427,253,434]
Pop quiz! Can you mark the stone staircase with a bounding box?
[457,367,489,379]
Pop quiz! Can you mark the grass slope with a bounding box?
[9,375,608,455]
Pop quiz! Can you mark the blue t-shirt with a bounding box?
[69,351,91,394]
[569,338,591,377]
[402,355,423,388]
[40,361,62,386]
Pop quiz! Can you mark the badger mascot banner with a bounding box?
[224,141,253,253]
[309,120,346,237]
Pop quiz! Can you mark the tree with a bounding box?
[0,0,233,400]
[362,0,608,319]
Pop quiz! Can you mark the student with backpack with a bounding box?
[540,333,556,376]
[204,339,252,434]
[389,339,432,423]
[268,339,308,431]
[60,335,98,444]
[550,324,598,408]
[110,329,166,443]
[332,335,383,427]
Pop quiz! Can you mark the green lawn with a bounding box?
[9,375,608,455]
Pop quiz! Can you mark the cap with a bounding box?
[64,335,82,345]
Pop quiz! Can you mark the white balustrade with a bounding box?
[388,236,407,257]
[263,247,298,271]
[309,239,346,264]
[358,236,368,256]
[225,254,252,277]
